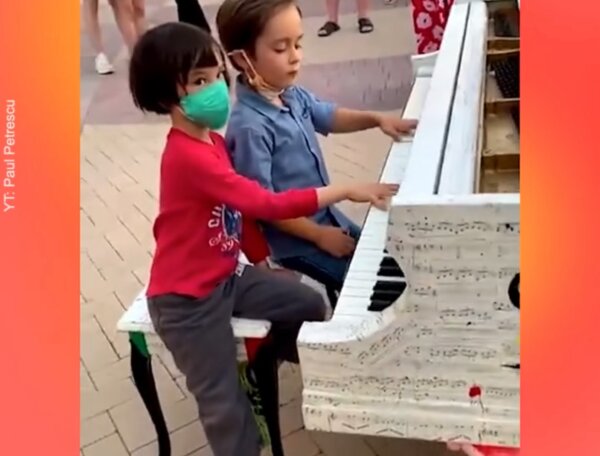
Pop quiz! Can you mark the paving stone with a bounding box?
[282,429,322,456]
[80,412,116,448]
[82,433,129,456]
[311,430,377,456]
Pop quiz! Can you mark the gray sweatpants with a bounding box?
[148,264,326,456]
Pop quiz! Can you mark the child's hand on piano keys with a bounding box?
[346,182,400,210]
[377,115,418,141]
[315,226,356,258]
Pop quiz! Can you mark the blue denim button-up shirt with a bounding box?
[225,79,354,260]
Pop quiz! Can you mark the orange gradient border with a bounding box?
[0,1,79,455]
[521,0,600,453]
[0,0,598,455]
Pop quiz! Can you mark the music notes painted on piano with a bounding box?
[297,0,520,449]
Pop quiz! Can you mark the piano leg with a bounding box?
[250,337,285,456]
[129,333,171,456]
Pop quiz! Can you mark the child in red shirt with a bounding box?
[129,22,398,456]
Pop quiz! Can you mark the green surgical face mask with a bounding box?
[180,80,230,130]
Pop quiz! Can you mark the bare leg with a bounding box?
[357,0,374,33]
[108,0,139,54]
[357,0,370,18]
[325,0,340,23]
[82,0,105,55]
[132,0,146,37]
[83,0,114,74]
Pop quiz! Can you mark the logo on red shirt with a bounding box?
[208,204,241,255]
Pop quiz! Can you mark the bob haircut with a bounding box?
[129,22,230,114]
[216,0,300,72]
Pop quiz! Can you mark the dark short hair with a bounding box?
[129,22,229,114]
[216,0,299,71]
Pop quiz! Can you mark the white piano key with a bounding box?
[346,255,387,272]
[335,280,404,317]
[349,249,386,261]
[344,271,405,285]
[333,295,371,316]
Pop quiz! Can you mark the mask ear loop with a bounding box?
[228,49,283,94]
[176,82,190,117]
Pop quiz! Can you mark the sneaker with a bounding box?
[95,53,114,75]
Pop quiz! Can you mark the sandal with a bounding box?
[318,21,340,37]
[358,17,374,34]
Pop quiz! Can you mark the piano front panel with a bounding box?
[299,195,520,446]
[298,1,521,448]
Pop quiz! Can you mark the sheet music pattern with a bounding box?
[298,198,520,447]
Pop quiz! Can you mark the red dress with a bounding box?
[411,0,455,54]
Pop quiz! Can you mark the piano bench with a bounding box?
[116,288,282,456]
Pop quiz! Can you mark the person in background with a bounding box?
[174,0,212,33]
[110,0,146,54]
[82,0,145,74]
[318,0,374,36]
[83,0,115,74]
[411,0,453,54]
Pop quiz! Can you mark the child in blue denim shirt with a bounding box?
[216,0,417,306]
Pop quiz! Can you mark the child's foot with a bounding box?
[358,17,374,34]
[95,53,114,75]
[318,21,340,37]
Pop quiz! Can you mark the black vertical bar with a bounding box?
[251,341,285,456]
[130,340,171,456]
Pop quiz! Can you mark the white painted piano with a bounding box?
[297,0,520,448]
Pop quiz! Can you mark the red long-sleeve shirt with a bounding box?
[147,129,318,298]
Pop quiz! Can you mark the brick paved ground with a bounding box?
[80,1,453,454]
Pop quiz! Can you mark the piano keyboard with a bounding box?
[336,141,410,316]
[334,76,432,318]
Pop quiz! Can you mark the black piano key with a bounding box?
[370,287,406,301]
[378,256,404,277]
[368,300,393,312]
[379,266,403,277]
[368,280,406,312]
[373,280,404,292]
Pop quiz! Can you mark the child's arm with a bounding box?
[272,218,322,244]
[295,86,417,141]
[272,219,356,258]
[330,108,417,140]
[330,108,382,133]
[181,143,397,220]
